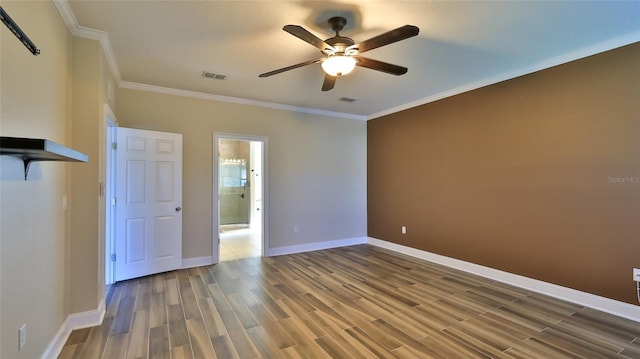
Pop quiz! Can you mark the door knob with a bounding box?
[175,206,182,212]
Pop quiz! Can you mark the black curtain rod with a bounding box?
[0,6,40,56]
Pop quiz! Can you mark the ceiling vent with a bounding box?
[339,97,356,102]
[202,71,226,80]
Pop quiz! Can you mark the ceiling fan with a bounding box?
[259,16,419,91]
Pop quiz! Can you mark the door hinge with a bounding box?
[111,197,117,206]
[112,142,117,150]
[111,253,116,262]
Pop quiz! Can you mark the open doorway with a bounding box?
[213,134,267,262]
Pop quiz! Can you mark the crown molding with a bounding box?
[53,0,362,121]
[53,0,121,82]
[119,81,368,121]
[52,0,639,122]
[368,31,640,120]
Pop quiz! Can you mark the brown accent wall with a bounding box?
[368,42,640,305]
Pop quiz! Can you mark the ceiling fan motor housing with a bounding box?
[324,17,358,56]
[328,16,347,32]
[324,36,356,55]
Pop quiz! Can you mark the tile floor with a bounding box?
[219,225,261,261]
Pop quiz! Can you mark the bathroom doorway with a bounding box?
[213,134,267,262]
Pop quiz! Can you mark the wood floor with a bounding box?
[59,244,640,358]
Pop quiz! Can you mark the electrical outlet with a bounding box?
[401,226,407,234]
[633,268,640,282]
[18,324,26,350]
[293,225,300,233]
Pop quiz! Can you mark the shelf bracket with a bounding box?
[23,158,33,181]
[1,137,89,181]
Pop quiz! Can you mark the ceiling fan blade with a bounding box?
[283,25,336,53]
[321,74,337,91]
[355,56,408,75]
[348,25,419,53]
[259,58,324,78]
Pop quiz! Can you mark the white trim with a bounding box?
[41,318,72,359]
[52,0,77,31]
[121,81,367,121]
[212,136,220,265]
[368,31,640,120]
[54,0,640,122]
[66,298,106,330]
[368,237,640,322]
[182,256,214,269]
[103,105,118,285]
[53,0,121,82]
[267,237,368,257]
[55,0,363,122]
[41,299,106,359]
[41,319,69,359]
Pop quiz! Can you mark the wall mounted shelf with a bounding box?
[0,137,88,180]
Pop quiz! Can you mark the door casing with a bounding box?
[104,105,117,285]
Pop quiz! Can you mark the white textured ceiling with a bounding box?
[66,1,640,119]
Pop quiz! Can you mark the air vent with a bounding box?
[202,71,226,80]
[339,97,357,102]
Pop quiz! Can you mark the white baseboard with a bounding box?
[42,299,106,359]
[182,256,214,269]
[267,237,368,257]
[368,237,640,322]
[41,320,70,359]
[42,255,211,359]
[40,236,638,359]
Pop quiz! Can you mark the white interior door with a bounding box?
[115,127,183,281]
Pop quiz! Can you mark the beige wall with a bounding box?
[4,3,632,357]
[68,36,108,313]
[1,2,116,356]
[1,1,72,357]
[368,43,640,305]
[116,88,368,258]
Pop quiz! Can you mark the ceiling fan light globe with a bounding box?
[321,56,356,77]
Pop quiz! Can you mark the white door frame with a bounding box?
[212,133,269,263]
[103,104,117,285]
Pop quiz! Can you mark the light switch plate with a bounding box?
[18,324,26,350]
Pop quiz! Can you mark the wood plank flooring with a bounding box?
[59,244,640,358]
